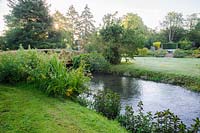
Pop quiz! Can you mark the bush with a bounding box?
[153,42,161,50]
[72,53,110,72]
[137,48,149,56]
[162,42,178,49]
[0,49,40,83]
[93,89,121,120]
[0,48,90,97]
[178,40,192,50]
[154,49,167,57]
[118,101,200,133]
[174,49,188,58]
[192,49,200,58]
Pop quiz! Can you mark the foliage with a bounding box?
[84,32,105,53]
[4,0,56,49]
[121,13,147,58]
[162,42,178,49]
[161,12,184,42]
[100,23,123,64]
[178,40,192,50]
[174,49,188,58]
[52,11,73,48]
[118,101,200,133]
[0,49,90,97]
[72,53,110,72]
[93,89,121,120]
[66,5,80,41]
[79,4,95,41]
[192,49,200,58]
[121,29,145,58]
[154,49,167,57]
[188,21,200,48]
[153,42,161,50]
[137,48,149,56]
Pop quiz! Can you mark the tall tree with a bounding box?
[100,22,123,64]
[161,12,184,42]
[66,5,80,41]
[5,0,53,49]
[121,13,147,57]
[79,4,95,40]
[52,11,73,48]
[186,13,200,30]
[102,11,119,28]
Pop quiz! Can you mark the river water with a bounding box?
[90,73,200,126]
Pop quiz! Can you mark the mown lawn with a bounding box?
[0,84,127,133]
[123,57,200,77]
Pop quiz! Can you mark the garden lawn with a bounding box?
[0,84,127,133]
[121,57,200,77]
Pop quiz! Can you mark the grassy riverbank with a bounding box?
[109,57,200,91]
[0,84,127,133]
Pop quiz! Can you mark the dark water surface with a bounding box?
[90,73,200,126]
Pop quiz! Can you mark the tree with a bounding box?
[102,11,119,28]
[189,21,200,48]
[100,22,123,64]
[161,12,184,42]
[186,13,200,30]
[80,4,95,40]
[66,5,80,42]
[99,13,147,64]
[121,13,147,58]
[5,0,53,49]
[52,11,73,48]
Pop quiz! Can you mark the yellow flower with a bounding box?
[66,88,73,97]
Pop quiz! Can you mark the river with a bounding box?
[90,73,200,126]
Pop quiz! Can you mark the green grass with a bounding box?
[128,57,200,77]
[0,84,127,133]
[110,57,200,91]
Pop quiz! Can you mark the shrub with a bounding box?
[174,49,187,58]
[118,101,200,133]
[178,40,192,50]
[93,89,121,120]
[153,42,161,50]
[0,49,90,97]
[137,48,149,56]
[72,53,110,72]
[192,49,200,58]
[162,42,178,49]
[0,49,40,83]
[154,49,167,57]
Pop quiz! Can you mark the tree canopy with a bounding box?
[4,0,54,49]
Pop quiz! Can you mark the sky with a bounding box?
[0,0,200,34]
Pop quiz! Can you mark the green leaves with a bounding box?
[118,101,200,133]
[0,49,90,98]
[93,89,121,120]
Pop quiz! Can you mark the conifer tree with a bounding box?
[5,0,53,49]
[80,4,95,40]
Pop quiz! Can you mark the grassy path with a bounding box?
[0,84,126,133]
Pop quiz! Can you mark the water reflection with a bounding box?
[90,73,200,126]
